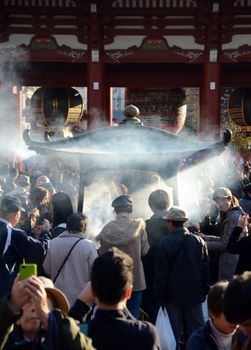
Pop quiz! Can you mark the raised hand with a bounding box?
[237,214,249,229]
[24,276,50,330]
[9,274,30,313]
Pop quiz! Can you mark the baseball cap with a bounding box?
[1,196,25,213]
[38,276,70,314]
[213,187,232,201]
[112,195,133,209]
[163,206,188,222]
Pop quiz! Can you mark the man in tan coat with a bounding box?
[97,195,149,319]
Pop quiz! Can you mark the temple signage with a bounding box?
[3,0,76,6]
[112,0,197,8]
[126,88,187,134]
[234,0,251,6]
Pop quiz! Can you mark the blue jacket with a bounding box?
[186,320,219,350]
[186,320,249,350]
[0,220,51,298]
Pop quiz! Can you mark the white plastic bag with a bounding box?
[155,307,176,350]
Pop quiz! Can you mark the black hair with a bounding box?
[187,225,199,234]
[243,183,251,199]
[114,206,132,214]
[167,220,184,228]
[9,167,18,178]
[30,186,48,208]
[67,212,87,233]
[148,189,170,211]
[208,280,229,317]
[52,191,73,228]
[224,271,251,324]
[91,247,133,305]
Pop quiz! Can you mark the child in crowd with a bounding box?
[224,271,251,349]
[187,281,237,349]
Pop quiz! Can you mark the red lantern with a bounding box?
[228,88,251,136]
[30,87,83,132]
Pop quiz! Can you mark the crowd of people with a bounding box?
[0,154,251,350]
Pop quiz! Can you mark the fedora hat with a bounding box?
[163,206,188,222]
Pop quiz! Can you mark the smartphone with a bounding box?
[19,263,37,280]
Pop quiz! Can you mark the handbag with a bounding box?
[53,237,83,283]
[155,307,176,350]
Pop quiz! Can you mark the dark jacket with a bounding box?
[0,296,95,350]
[69,300,160,350]
[141,216,168,322]
[239,197,251,215]
[227,226,251,275]
[89,308,160,350]
[154,228,210,305]
[186,320,249,350]
[143,217,168,289]
[186,320,219,350]
[0,220,51,298]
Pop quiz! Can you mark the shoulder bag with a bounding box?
[53,237,83,283]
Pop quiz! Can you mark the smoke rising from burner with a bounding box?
[0,47,239,241]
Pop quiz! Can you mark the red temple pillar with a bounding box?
[87,1,111,129]
[199,7,222,141]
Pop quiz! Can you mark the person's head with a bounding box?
[163,206,188,229]
[213,187,233,212]
[112,195,133,214]
[9,167,19,180]
[187,222,201,234]
[30,186,49,208]
[0,196,25,226]
[224,271,251,338]
[243,183,251,199]
[35,175,50,188]
[52,191,73,227]
[208,281,237,334]
[91,247,133,306]
[67,212,87,233]
[148,189,170,213]
[35,175,56,198]
[17,175,31,191]
[17,299,41,338]
[17,276,69,339]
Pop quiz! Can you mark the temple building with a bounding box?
[1,0,251,146]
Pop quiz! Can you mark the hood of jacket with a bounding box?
[98,213,145,246]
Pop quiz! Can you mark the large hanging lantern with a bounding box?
[30,87,83,132]
[228,88,251,135]
[126,88,187,134]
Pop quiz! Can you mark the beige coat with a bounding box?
[43,231,98,306]
[97,213,149,291]
[204,207,242,280]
